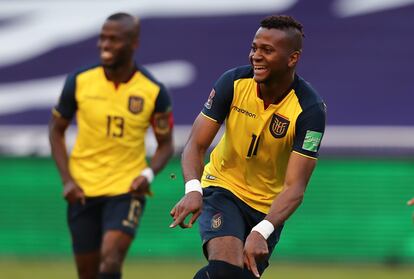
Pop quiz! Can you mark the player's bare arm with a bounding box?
[130,111,174,196]
[170,114,220,228]
[48,114,85,204]
[244,152,317,277]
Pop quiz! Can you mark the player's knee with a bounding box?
[194,260,243,279]
[100,254,122,273]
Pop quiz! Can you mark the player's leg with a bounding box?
[67,198,103,279]
[194,187,246,279]
[235,195,285,278]
[99,194,145,279]
[74,252,100,279]
[99,230,133,278]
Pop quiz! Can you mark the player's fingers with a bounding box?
[243,253,251,271]
[129,181,139,191]
[170,210,189,228]
[170,206,177,217]
[188,210,201,227]
[247,254,260,278]
[78,192,86,205]
[408,199,414,206]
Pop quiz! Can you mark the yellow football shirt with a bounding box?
[201,65,326,213]
[54,64,171,197]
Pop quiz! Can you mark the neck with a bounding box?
[104,60,135,84]
[259,71,295,105]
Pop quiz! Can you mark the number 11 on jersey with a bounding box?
[247,133,260,157]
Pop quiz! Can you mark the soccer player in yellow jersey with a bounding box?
[170,15,326,278]
[49,13,173,279]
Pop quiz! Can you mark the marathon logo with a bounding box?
[231,105,257,118]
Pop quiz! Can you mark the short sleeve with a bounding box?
[154,84,172,113]
[54,73,77,120]
[293,102,327,158]
[201,70,234,123]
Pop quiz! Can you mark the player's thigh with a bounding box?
[100,230,133,262]
[67,198,103,254]
[100,194,145,255]
[198,187,247,266]
[102,193,145,236]
[207,236,244,267]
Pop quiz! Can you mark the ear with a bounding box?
[288,50,301,68]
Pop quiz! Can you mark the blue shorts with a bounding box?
[198,186,283,273]
[67,193,145,254]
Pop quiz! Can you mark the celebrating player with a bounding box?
[170,15,326,278]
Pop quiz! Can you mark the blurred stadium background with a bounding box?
[0,0,413,278]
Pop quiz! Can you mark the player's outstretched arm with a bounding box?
[170,113,220,229]
[244,152,317,277]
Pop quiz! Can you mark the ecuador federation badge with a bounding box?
[128,96,144,114]
[269,114,290,138]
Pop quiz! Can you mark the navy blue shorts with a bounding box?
[198,186,283,273]
[67,193,145,254]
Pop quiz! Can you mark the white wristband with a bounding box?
[185,179,203,195]
[140,167,154,183]
[251,220,274,240]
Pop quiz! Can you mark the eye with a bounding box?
[250,45,257,52]
[264,48,273,54]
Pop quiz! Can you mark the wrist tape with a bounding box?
[251,220,274,240]
[185,179,203,195]
[140,167,154,183]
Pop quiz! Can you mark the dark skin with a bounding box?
[49,15,173,279]
[170,27,315,278]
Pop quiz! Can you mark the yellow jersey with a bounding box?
[54,64,172,197]
[201,65,326,213]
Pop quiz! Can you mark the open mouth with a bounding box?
[100,50,114,61]
[254,66,267,74]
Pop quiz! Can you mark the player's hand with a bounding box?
[63,180,85,205]
[129,175,151,198]
[169,191,203,229]
[243,231,269,278]
[407,198,414,206]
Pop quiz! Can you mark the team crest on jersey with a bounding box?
[211,213,223,230]
[204,89,216,109]
[269,113,290,138]
[128,96,144,114]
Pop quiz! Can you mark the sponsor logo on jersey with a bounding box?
[211,213,223,230]
[231,105,257,118]
[269,113,290,138]
[128,96,144,114]
[205,174,216,180]
[302,130,323,152]
[204,89,216,109]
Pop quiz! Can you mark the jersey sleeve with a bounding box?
[293,102,327,158]
[154,84,172,113]
[54,73,77,120]
[201,70,234,123]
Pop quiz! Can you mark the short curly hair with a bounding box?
[260,15,304,38]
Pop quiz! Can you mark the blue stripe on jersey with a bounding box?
[201,65,253,123]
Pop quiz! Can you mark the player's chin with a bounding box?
[253,74,267,83]
[100,56,117,68]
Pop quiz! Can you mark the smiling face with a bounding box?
[249,27,300,84]
[97,19,138,69]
